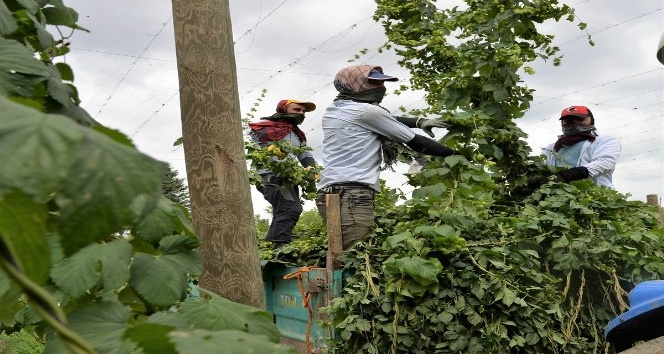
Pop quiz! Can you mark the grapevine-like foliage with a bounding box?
[319,1,664,354]
[245,140,321,201]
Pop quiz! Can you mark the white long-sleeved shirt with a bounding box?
[542,135,621,188]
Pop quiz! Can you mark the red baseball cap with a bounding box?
[276,99,316,113]
[560,105,593,119]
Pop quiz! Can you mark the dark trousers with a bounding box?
[259,181,303,244]
[315,184,375,251]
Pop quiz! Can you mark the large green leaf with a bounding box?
[0,0,17,35]
[170,329,297,354]
[159,235,201,255]
[54,103,98,127]
[50,240,132,297]
[383,256,442,287]
[0,270,10,298]
[0,97,85,199]
[24,8,53,49]
[0,273,22,327]
[175,290,280,342]
[0,38,48,76]
[93,125,135,147]
[147,311,191,329]
[0,191,50,284]
[57,129,164,251]
[47,74,73,107]
[0,71,33,96]
[124,323,177,354]
[66,301,137,354]
[15,0,40,13]
[130,251,201,308]
[134,197,196,244]
[412,182,447,199]
[54,62,74,81]
[42,4,78,26]
[0,97,164,254]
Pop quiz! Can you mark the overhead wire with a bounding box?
[530,68,662,107]
[74,1,661,197]
[240,16,374,98]
[68,47,175,62]
[556,7,663,47]
[233,0,288,45]
[94,16,172,118]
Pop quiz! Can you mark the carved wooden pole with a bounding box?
[171,0,265,308]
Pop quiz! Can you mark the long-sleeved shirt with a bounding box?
[542,135,621,188]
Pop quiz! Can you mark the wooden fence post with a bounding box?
[325,194,342,303]
[646,194,663,224]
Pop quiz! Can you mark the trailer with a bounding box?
[263,194,344,353]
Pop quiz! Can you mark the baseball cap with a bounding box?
[367,68,399,81]
[560,105,593,119]
[276,99,316,113]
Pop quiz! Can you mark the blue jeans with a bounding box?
[316,184,375,250]
[259,176,303,244]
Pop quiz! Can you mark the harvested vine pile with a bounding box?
[259,1,664,353]
[326,158,663,353]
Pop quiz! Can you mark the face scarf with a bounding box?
[334,86,387,104]
[266,113,305,125]
[261,113,307,142]
[553,124,597,152]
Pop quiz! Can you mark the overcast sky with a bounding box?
[61,0,663,217]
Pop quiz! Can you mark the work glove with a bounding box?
[527,166,590,189]
[527,174,560,190]
[418,118,450,138]
[556,166,590,183]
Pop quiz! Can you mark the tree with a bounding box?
[162,163,191,210]
[255,214,270,239]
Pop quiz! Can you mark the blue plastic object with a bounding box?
[605,280,664,352]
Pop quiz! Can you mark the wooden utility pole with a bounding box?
[171,0,265,308]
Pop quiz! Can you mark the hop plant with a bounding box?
[245,140,321,201]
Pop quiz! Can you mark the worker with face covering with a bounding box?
[530,105,621,189]
[248,99,317,246]
[315,64,462,250]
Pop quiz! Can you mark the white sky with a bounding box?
[61,0,663,217]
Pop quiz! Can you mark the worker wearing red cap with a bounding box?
[248,99,317,245]
[532,105,621,189]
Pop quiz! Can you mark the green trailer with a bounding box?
[263,264,344,353]
[263,194,344,353]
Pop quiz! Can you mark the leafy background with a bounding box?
[0,1,295,353]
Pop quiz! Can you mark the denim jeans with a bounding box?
[316,184,375,251]
[259,178,303,244]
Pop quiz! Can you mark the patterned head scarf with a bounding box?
[334,65,392,93]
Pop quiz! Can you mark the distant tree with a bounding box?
[292,209,325,239]
[255,214,270,239]
[161,163,190,210]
